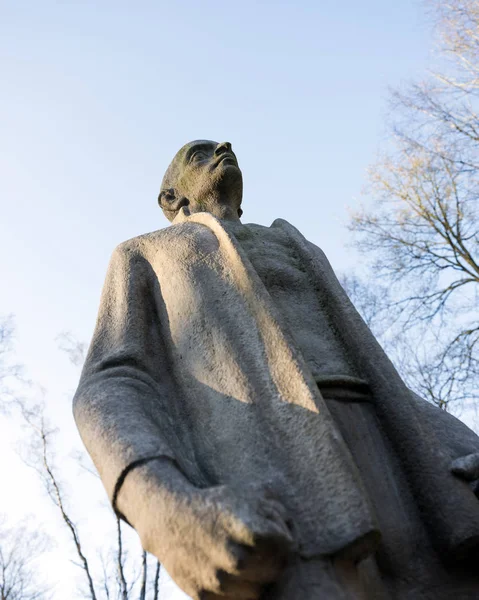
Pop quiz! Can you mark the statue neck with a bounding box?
[171,206,242,225]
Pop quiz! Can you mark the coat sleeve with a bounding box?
[73,242,176,506]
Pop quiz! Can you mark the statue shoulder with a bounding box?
[237,218,302,238]
[270,218,316,248]
[112,227,174,258]
[271,217,295,230]
[269,219,327,258]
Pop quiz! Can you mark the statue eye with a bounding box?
[190,150,206,163]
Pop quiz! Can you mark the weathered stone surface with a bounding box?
[74,140,479,599]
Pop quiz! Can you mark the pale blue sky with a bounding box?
[1,0,433,390]
[1,0,434,596]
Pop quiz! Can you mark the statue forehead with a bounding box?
[162,140,218,190]
[174,139,218,163]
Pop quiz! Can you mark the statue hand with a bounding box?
[137,478,294,600]
[451,453,479,498]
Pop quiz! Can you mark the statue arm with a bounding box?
[73,243,293,598]
[73,242,177,509]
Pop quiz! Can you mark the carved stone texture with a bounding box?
[74,140,479,599]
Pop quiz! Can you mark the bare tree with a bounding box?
[348,0,479,412]
[0,322,162,597]
[55,332,86,369]
[19,401,99,599]
[0,315,23,413]
[0,515,50,600]
[341,275,476,413]
[152,563,160,600]
[17,383,161,598]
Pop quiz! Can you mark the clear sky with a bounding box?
[1,0,434,597]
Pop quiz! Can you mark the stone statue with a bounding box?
[74,140,479,599]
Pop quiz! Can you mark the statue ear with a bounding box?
[159,189,190,221]
[238,207,243,218]
[158,188,177,209]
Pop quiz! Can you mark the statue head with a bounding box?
[158,140,243,222]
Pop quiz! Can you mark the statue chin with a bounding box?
[216,168,243,202]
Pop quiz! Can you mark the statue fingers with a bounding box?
[221,509,292,550]
[217,537,287,585]
[253,513,295,552]
[235,544,287,584]
[193,552,264,599]
[259,497,290,524]
[200,572,263,599]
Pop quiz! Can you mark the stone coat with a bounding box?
[73,212,479,569]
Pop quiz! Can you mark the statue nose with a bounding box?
[215,142,232,155]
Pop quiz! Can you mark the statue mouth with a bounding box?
[215,153,238,168]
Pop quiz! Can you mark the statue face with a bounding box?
[159,140,243,221]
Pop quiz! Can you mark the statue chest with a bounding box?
[234,226,359,381]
